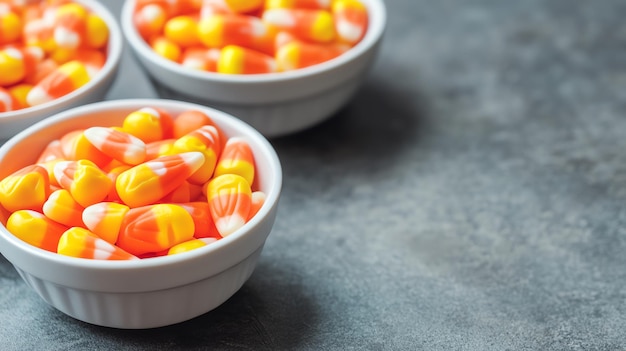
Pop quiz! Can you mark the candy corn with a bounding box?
[0,47,27,86]
[0,86,18,112]
[83,127,147,165]
[37,139,66,163]
[42,188,85,228]
[133,3,167,40]
[217,44,277,74]
[207,173,252,236]
[0,164,49,212]
[82,201,130,244]
[57,227,139,260]
[122,107,174,144]
[197,14,272,53]
[275,40,347,71]
[117,203,195,256]
[171,125,221,184]
[223,0,264,13]
[213,136,255,185]
[248,190,266,220]
[179,201,221,239]
[115,151,205,207]
[173,109,219,138]
[164,15,200,48]
[332,0,368,45]
[150,35,181,61]
[52,2,88,50]
[167,237,217,255]
[145,138,176,160]
[0,107,268,260]
[6,210,67,252]
[26,60,91,106]
[262,8,335,43]
[54,159,113,207]
[0,7,21,45]
[132,0,368,75]
[59,129,112,167]
[180,46,220,72]
[85,12,109,49]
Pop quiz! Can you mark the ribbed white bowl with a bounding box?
[0,99,282,329]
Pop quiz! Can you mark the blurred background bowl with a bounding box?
[0,99,282,329]
[121,0,387,137]
[0,0,123,142]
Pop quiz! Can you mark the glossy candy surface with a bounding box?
[0,106,266,260]
[132,0,369,74]
[0,0,110,112]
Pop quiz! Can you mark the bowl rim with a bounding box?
[0,0,124,122]
[0,99,283,274]
[121,0,387,84]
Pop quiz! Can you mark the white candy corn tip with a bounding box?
[182,57,207,70]
[179,151,206,171]
[199,237,218,245]
[26,86,53,106]
[196,125,219,144]
[54,26,81,49]
[82,203,106,232]
[93,238,119,260]
[84,127,146,165]
[0,91,15,111]
[263,9,295,27]
[337,22,364,43]
[208,48,221,60]
[146,160,168,177]
[140,4,164,21]
[215,215,246,237]
[138,107,160,118]
[317,0,331,7]
[42,190,62,217]
[250,17,268,37]
[52,160,73,185]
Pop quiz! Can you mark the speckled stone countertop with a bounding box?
[2,0,626,349]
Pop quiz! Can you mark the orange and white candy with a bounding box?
[57,227,139,260]
[206,173,252,236]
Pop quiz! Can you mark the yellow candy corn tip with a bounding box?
[311,11,335,42]
[168,238,207,255]
[86,14,109,49]
[217,45,245,74]
[6,210,52,249]
[164,16,198,47]
[276,42,300,71]
[0,11,21,42]
[197,16,224,48]
[59,60,91,86]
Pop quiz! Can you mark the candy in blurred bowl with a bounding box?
[0,0,123,141]
[121,0,387,137]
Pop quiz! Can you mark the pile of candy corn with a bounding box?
[133,0,369,74]
[0,0,110,113]
[0,107,266,260]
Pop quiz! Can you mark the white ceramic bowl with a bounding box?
[0,99,282,329]
[121,0,386,137]
[0,0,123,141]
